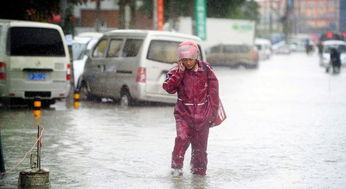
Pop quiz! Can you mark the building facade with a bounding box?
[293,0,339,34]
[73,0,152,34]
[257,0,345,36]
[257,0,286,35]
[340,0,346,33]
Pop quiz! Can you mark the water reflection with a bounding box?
[191,175,207,189]
[1,54,346,188]
[170,175,208,189]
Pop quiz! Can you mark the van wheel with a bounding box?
[41,100,55,108]
[245,64,258,69]
[120,90,133,107]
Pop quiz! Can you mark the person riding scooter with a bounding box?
[330,48,341,74]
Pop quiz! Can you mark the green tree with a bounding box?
[0,0,83,21]
[207,0,245,18]
[228,0,259,21]
[0,0,84,34]
[139,0,247,20]
[118,0,137,29]
[139,0,192,19]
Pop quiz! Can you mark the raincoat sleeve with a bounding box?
[162,66,184,94]
[206,63,220,123]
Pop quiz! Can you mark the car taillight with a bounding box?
[66,63,71,80]
[252,50,258,62]
[136,67,146,83]
[0,62,6,79]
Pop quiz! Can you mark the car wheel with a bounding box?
[80,82,94,101]
[245,64,258,69]
[120,90,133,107]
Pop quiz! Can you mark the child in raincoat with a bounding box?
[163,41,219,176]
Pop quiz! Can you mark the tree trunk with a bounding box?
[95,0,101,32]
[118,0,126,29]
[168,0,175,31]
[129,0,136,29]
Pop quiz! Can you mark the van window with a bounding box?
[72,42,88,60]
[107,39,122,57]
[223,45,236,54]
[210,45,221,53]
[92,39,107,57]
[338,45,346,53]
[8,27,65,56]
[122,39,143,57]
[147,40,180,63]
[239,45,250,53]
[256,45,262,50]
[0,26,2,45]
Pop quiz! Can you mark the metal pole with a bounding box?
[0,130,5,173]
[153,0,157,30]
[37,126,40,169]
[335,0,339,33]
[95,0,101,32]
[269,0,272,36]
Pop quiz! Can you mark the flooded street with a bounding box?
[1,53,346,188]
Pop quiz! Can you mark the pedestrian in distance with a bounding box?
[317,41,323,58]
[326,48,341,74]
[162,41,220,176]
[305,39,314,55]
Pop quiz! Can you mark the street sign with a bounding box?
[195,0,206,40]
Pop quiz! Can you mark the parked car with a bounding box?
[80,30,206,105]
[288,34,312,52]
[255,38,272,60]
[274,45,291,54]
[0,19,71,106]
[206,43,258,68]
[319,40,346,67]
[72,32,103,89]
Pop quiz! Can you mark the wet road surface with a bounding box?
[1,53,346,188]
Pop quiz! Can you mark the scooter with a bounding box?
[326,63,341,75]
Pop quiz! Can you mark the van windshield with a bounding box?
[224,45,250,53]
[8,27,65,56]
[323,45,346,53]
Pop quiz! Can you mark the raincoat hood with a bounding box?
[177,41,200,60]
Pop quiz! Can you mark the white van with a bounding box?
[255,38,272,60]
[72,32,103,88]
[319,40,346,67]
[0,19,71,106]
[80,30,205,105]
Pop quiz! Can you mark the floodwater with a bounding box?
[1,53,346,188]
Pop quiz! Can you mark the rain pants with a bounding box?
[163,60,219,175]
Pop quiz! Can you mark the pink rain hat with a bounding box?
[177,41,200,60]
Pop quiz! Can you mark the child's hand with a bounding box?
[178,60,185,72]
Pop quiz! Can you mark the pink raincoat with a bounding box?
[163,60,219,175]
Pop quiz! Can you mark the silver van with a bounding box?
[0,19,71,106]
[80,30,205,105]
[206,43,259,68]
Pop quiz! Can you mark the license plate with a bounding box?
[28,73,46,80]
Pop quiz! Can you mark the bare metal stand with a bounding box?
[0,130,5,173]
